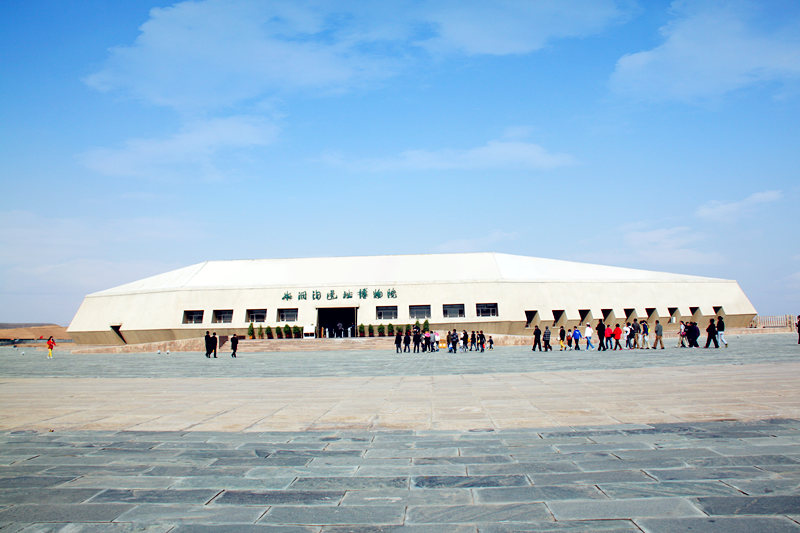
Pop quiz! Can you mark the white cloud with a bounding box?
[86,0,628,110]
[581,226,723,267]
[611,1,800,101]
[436,231,518,253]
[80,115,278,179]
[323,139,574,172]
[696,190,782,219]
[421,0,628,55]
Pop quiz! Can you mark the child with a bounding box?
[488,336,494,350]
[46,336,56,359]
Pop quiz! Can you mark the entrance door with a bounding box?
[317,307,358,338]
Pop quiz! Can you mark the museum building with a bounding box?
[67,252,757,345]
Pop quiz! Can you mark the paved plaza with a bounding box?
[0,333,799,530]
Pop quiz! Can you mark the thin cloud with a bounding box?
[696,190,782,219]
[86,0,629,110]
[323,139,575,172]
[581,226,723,267]
[611,1,800,101]
[80,115,278,180]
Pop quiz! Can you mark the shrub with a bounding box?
[387,323,394,335]
[257,324,264,339]
[265,325,273,339]
[358,324,365,337]
[284,324,291,338]
[292,325,302,338]
[422,319,430,332]
[247,322,255,339]
[377,324,385,336]
[275,326,283,339]
[368,324,374,337]
[414,320,421,330]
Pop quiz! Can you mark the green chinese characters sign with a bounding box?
[281,288,397,301]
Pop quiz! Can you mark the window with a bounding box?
[376,306,398,320]
[278,308,298,322]
[409,305,431,319]
[247,309,267,323]
[442,304,465,318]
[182,310,204,324]
[212,309,233,323]
[476,303,498,317]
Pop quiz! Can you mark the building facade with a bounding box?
[67,253,757,345]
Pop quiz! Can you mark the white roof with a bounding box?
[90,253,725,297]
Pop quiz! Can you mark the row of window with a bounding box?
[181,303,499,324]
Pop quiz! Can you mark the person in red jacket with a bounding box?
[46,336,56,359]
[613,324,623,351]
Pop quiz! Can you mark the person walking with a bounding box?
[46,336,56,359]
[559,326,567,351]
[653,320,664,349]
[584,323,594,351]
[412,329,421,353]
[543,326,552,351]
[641,321,649,349]
[478,331,486,352]
[395,331,402,353]
[596,321,606,351]
[403,330,411,352]
[796,315,800,345]
[716,316,727,348]
[677,321,687,348]
[572,326,582,350]
[532,325,542,351]
[624,323,632,349]
[211,332,218,357]
[604,324,613,349]
[470,331,477,351]
[613,324,623,350]
[704,319,719,348]
[204,331,212,358]
[488,336,494,350]
[230,333,239,358]
[451,330,459,353]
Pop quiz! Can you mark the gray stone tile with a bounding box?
[115,503,267,524]
[289,477,408,490]
[42,465,153,476]
[412,456,514,465]
[644,466,771,481]
[87,488,218,504]
[635,516,800,533]
[213,490,344,505]
[173,526,318,533]
[407,503,551,524]
[0,488,100,505]
[530,469,653,485]
[467,461,580,475]
[695,495,800,515]
[246,466,359,478]
[146,465,252,476]
[479,520,640,532]
[15,524,172,532]
[413,475,529,488]
[574,458,687,472]
[598,481,743,499]
[685,455,799,467]
[354,465,467,476]
[725,478,800,495]
[340,488,472,506]
[474,485,606,503]
[260,505,405,526]
[548,497,705,520]
[58,475,177,489]
[0,503,134,522]
[324,526,475,533]
[0,476,77,489]
[170,476,295,490]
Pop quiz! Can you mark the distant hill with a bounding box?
[0,324,69,340]
[0,323,58,329]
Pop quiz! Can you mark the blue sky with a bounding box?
[1,0,799,325]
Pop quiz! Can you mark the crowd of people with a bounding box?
[529,316,730,351]
[394,326,494,353]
